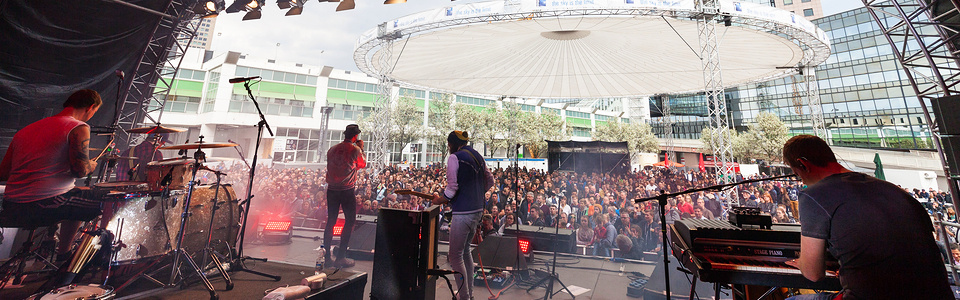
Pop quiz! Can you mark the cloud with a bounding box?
[211,0,489,72]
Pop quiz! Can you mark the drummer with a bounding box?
[0,89,106,260]
[116,134,167,181]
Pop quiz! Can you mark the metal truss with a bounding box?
[803,66,827,138]
[861,0,960,281]
[354,7,830,98]
[662,96,676,163]
[367,22,400,176]
[697,0,738,208]
[116,0,200,149]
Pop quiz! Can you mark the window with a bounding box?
[803,8,814,17]
[801,0,810,2]
[783,0,792,5]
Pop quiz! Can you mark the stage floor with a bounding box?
[0,228,727,299]
[233,228,717,300]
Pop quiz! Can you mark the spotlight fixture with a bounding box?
[384,0,406,4]
[336,0,354,11]
[226,0,264,20]
[278,0,303,15]
[194,0,224,18]
[723,15,732,27]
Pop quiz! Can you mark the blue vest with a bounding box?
[450,146,485,214]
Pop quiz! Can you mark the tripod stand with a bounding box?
[525,206,574,299]
[194,169,234,290]
[228,78,281,281]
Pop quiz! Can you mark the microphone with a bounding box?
[115,70,124,79]
[228,76,260,83]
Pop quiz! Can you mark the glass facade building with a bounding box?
[653,3,935,150]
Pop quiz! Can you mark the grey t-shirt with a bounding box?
[799,172,952,300]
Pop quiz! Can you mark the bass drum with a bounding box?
[29,284,115,300]
[104,192,174,264]
[164,184,240,256]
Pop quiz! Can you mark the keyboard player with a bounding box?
[782,135,952,300]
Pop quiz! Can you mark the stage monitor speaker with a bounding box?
[503,224,576,254]
[932,95,960,135]
[345,222,377,260]
[371,206,440,300]
[940,135,960,176]
[472,235,528,270]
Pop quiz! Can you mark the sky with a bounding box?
[210,0,867,73]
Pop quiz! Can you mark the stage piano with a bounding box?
[670,219,841,292]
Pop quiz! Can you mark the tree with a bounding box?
[390,96,425,150]
[742,112,789,162]
[427,94,456,161]
[594,120,660,154]
[700,126,745,161]
[517,112,566,158]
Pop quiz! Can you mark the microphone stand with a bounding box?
[229,79,281,281]
[633,173,797,299]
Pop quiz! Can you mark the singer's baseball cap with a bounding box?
[344,124,361,138]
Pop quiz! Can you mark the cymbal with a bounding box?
[159,142,238,150]
[127,125,187,134]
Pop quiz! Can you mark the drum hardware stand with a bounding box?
[229,77,281,281]
[162,137,223,299]
[194,169,234,289]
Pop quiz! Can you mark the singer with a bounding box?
[323,124,366,268]
[0,89,105,260]
[431,130,494,300]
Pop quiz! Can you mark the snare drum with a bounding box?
[94,181,149,192]
[29,284,115,300]
[145,158,196,190]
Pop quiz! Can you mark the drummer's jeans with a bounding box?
[323,188,356,259]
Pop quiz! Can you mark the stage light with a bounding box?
[384,0,406,4]
[278,0,304,15]
[260,218,292,244]
[518,239,531,254]
[277,0,294,9]
[332,218,345,236]
[194,0,224,18]
[225,0,263,20]
[264,220,292,231]
[336,0,354,11]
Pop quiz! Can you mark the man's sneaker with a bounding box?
[334,257,355,268]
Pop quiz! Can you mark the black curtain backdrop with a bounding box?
[547,140,630,174]
[0,0,169,153]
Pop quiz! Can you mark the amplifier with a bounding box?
[502,224,575,254]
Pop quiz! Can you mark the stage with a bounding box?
[0,227,729,299]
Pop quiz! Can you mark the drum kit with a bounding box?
[26,125,243,299]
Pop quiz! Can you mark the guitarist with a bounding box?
[431,131,494,300]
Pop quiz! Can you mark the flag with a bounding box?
[873,153,885,180]
[699,153,705,172]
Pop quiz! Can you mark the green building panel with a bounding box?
[232,82,316,100]
[326,89,377,106]
[566,117,591,127]
[158,79,204,98]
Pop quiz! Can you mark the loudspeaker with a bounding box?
[371,207,440,300]
[932,96,960,134]
[940,135,960,176]
[502,224,576,254]
[472,235,528,270]
[345,222,377,260]
[306,270,367,300]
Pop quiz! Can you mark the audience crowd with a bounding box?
[206,161,954,261]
